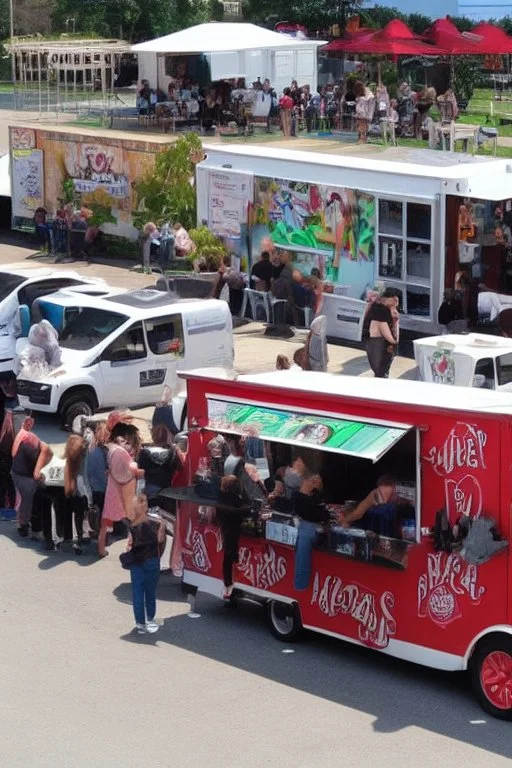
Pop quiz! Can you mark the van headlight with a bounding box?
[17,380,52,405]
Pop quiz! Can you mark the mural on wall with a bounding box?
[34,132,158,232]
[64,143,129,199]
[252,177,376,297]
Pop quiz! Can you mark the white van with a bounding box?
[16,289,234,427]
[0,265,107,374]
[414,333,512,391]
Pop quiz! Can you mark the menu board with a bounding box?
[208,169,253,237]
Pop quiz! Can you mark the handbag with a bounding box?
[119,549,136,569]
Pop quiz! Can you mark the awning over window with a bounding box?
[207,399,412,463]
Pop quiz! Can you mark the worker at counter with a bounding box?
[340,475,413,539]
[294,474,329,590]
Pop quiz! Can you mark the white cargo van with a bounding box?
[0,265,107,374]
[16,289,233,426]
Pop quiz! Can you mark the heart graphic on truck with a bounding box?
[444,474,483,522]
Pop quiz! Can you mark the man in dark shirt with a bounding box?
[250,251,274,291]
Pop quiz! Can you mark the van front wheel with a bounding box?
[60,393,95,430]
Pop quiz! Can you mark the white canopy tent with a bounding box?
[132,22,325,95]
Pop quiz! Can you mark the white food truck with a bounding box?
[197,140,512,341]
[414,333,512,391]
[16,289,233,427]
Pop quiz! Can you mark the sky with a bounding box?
[363,1,512,20]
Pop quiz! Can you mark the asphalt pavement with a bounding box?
[1,241,511,767]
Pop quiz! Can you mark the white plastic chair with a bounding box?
[240,289,270,322]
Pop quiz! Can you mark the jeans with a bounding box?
[130,557,160,625]
[159,237,175,271]
[294,520,318,591]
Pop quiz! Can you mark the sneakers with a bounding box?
[135,623,147,634]
[145,620,159,634]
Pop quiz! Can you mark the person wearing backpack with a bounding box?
[124,494,166,634]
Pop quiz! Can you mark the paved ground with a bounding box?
[0,238,416,452]
[2,240,511,767]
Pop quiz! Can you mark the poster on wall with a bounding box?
[11,148,44,219]
[252,177,376,300]
[208,170,253,237]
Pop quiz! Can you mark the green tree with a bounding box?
[452,56,480,106]
[132,133,203,231]
[360,5,407,29]
[498,17,512,35]
[52,0,218,41]
[243,0,364,33]
[407,13,433,35]
[448,16,475,33]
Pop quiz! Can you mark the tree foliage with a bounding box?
[51,0,218,41]
[132,132,203,232]
[243,0,364,33]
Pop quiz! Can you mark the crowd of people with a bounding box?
[212,239,324,326]
[136,71,460,144]
[34,205,105,262]
[4,405,185,634]
[207,434,412,598]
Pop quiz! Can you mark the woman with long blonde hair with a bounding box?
[63,434,91,554]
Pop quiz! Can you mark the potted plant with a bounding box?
[188,226,228,272]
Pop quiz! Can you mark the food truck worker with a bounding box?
[294,475,329,590]
[217,474,247,600]
[341,475,407,537]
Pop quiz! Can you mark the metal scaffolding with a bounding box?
[5,37,132,116]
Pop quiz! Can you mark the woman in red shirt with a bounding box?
[279,87,294,137]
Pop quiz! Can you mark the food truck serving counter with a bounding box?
[165,368,512,719]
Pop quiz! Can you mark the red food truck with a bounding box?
[163,368,512,719]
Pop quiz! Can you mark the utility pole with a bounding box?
[9,0,15,83]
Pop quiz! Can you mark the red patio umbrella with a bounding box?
[322,19,448,56]
[423,17,483,54]
[471,22,512,54]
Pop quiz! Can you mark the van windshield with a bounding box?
[0,273,26,302]
[60,308,127,350]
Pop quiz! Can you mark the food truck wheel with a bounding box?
[471,636,512,720]
[267,600,302,641]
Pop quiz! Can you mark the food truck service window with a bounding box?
[378,200,432,319]
[207,397,421,562]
